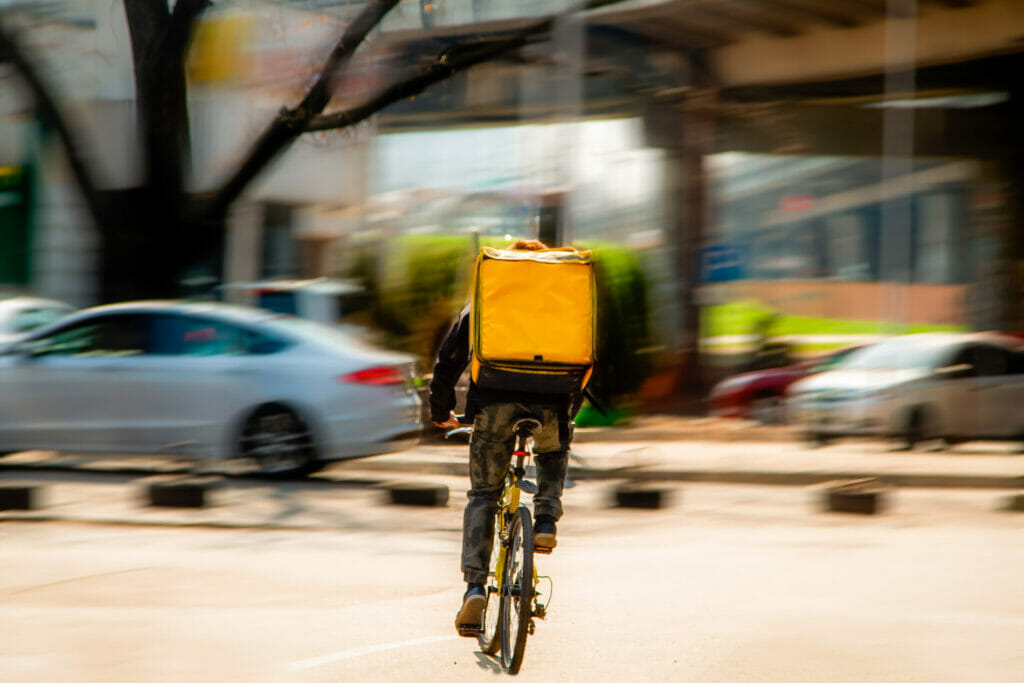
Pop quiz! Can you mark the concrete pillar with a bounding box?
[223,200,263,303]
[1005,89,1024,332]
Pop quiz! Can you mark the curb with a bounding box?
[349,461,1024,490]
[572,426,799,443]
[3,453,1023,491]
[420,424,801,445]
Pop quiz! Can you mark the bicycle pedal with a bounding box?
[515,480,538,494]
[534,546,553,555]
[457,625,483,638]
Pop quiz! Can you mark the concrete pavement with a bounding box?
[361,427,1024,490]
[1,417,1023,532]
[2,417,1021,491]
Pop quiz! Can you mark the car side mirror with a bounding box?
[936,363,973,380]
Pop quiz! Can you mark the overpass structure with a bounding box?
[369,0,1024,345]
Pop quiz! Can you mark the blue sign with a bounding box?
[697,244,748,284]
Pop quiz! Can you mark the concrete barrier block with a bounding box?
[0,483,41,510]
[386,482,450,507]
[613,482,674,509]
[145,476,222,508]
[997,493,1024,512]
[819,478,889,515]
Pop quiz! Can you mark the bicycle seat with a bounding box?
[512,418,542,437]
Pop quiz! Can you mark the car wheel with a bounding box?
[805,432,833,448]
[900,406,938,451]
[750,393,785,425]
[239,405,323,477]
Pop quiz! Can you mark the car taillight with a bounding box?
[339,366,406,386]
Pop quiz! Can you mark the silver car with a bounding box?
[788,332,1024,449]
[0,301,423,475]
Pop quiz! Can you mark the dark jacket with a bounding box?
[428,305,579,426]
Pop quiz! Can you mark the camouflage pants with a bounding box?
[461,402,569,585]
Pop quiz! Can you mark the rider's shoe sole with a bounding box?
[534,533,557,552]
[454,594,487,637]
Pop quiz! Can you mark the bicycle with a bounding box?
[447,416,553,675]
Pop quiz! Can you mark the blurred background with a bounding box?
[1,0,1023,424]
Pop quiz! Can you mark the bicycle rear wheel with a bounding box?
[500,506,534,674]
[477,509,504,655]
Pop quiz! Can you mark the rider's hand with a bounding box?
[434,411,460,429]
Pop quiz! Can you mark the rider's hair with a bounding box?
[511,239,548,251]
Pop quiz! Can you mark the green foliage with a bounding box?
[573,403,632,427]
[701,299,967,352]
[346,235,476,368]
[340,237,653,400]
[578,241,652,402]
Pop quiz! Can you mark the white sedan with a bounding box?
[788,332,1024,448]
[0,301,423,475]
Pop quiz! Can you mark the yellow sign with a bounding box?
[188,13,252,84]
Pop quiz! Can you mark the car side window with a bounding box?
[32,316,147,357]
[973,344,1009,377]
[242,328,287,355]
[948,347,978,376]
[149,314,246,356]
[147,315,287,356]
[1010,351,1024,375]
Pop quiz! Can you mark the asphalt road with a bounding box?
[2,472,1023,682]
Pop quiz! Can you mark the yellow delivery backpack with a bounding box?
[470,246,596,395]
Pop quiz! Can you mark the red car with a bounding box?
[708,345,867,424]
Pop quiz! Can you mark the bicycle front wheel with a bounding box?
[500,506,534,674]
[477,508,503,655]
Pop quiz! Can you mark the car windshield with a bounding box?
[1,306,72,335]
[837,336,954,371]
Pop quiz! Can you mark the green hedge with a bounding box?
[578,241,651,403]
[340,237,652,403]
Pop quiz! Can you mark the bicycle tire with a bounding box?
[500,505,534,674]
[477,509,504,655]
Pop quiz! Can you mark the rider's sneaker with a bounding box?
[454,584,486,636]
[534,515,557,551]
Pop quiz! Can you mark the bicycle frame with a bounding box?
[490,433,552,624]
[448,417,552,672]
[491,442,531,598]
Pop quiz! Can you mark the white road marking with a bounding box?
[286,634,459,670]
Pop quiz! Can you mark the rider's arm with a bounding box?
[429,306,470,425]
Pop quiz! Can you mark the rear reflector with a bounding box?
[340,366,405,386]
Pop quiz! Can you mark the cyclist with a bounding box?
[430,238,583,637]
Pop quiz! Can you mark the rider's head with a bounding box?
[511,239,548,251]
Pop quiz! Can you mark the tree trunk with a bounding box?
[98,189,225,302]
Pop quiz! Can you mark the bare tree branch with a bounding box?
[205,0,402,219]
[0,16,107,229]
[205,0,623,220]
[307,0,620,132]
